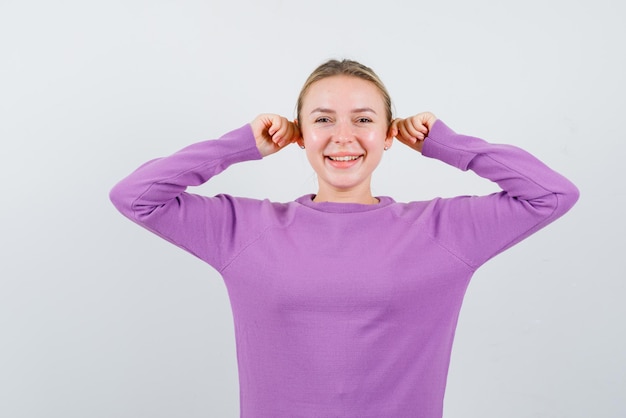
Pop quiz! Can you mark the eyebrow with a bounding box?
[309,107,378,115]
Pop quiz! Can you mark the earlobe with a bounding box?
[384,131,394,151]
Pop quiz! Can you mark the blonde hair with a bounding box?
[296,59,393,126]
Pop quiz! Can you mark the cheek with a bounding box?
[363,129,388,146]
[302,131,323,158]
[304,147,325,172]
[302,128,325,148]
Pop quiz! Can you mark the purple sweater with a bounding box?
[110,120,578,417]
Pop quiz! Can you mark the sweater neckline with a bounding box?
[295,194,395,213]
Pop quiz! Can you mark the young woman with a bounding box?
[110,59,579,417]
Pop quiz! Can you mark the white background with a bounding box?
[1,0,624,417]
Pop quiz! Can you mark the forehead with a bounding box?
[302,75,385,110]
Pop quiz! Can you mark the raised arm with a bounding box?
[109,116,300,269]
[109,124,262,266]
[395,115,579,269]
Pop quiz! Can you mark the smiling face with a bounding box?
[298,75,393,204]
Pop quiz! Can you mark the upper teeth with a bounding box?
[330,156,359,161]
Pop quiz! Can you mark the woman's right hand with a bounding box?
[251,114,301,157]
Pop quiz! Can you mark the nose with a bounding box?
[333,121,353,143]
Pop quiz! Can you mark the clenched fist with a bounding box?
[251,114,302,157]
[391,112,437,153]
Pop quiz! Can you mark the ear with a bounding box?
[384,125,395,150]
[294,119,305,148]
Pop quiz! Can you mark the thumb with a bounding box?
[390,118,401,138]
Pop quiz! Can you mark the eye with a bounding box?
[315,116,331,123]
[356,117,372,123]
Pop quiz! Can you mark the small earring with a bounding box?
[384,146,389,151]
[300,145,305,149]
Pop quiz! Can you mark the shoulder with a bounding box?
[216,194,300,224]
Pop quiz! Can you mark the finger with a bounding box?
[416,112,437,134]
[415,115,430,131]
[277,119,300,147]
[405,119,428,141]
[395,122,408,141]
[270,117,289,146]
[276,127,291,147]
[390,118,401,138]
[267,115,283,137]
[286,123,299,144]
[391,118,401,130]
[255,115,280,148]
[272,120,285,143]
[422,112,437,130]
[395,134,415,149]
[398,123,417,144]
[407,117,427,137]
[280,120,297,147]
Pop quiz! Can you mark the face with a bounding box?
[298,75,392,203]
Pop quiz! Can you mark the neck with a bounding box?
[312,189,379,205]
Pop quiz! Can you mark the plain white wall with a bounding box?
[1,0,624,417]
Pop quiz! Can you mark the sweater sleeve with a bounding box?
[420,120,579,270]
[109,124,264,270]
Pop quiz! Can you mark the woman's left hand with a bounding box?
[391,112,437,153]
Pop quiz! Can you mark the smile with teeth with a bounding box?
[328,155,362,161]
